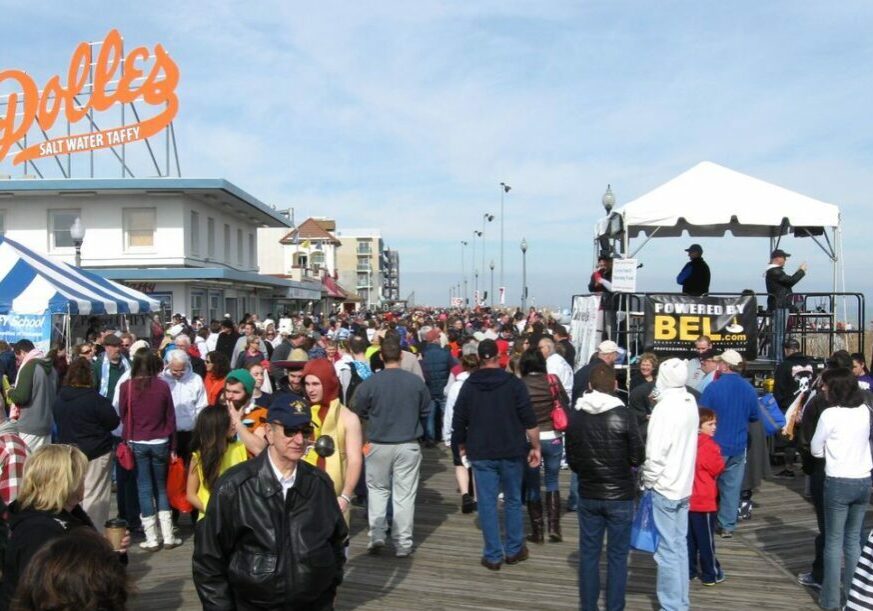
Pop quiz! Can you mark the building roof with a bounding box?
[96,266,303,289]
[280,218,342,245]
[0,178,292,228]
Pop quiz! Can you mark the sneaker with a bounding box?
[774,468,796,479]
[738,500,753,521]
[702,572,726,586]
[395,547,414,558]
[367,539,386,554]
[797,571,822,590]
[719,530,733,539]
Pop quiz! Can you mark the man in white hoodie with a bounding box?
[642,358,699,611]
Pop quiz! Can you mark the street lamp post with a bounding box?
[460,240,468,305]
[489,260,495,308]
[520,237,528,312]
[472,230,482,300]
[70,217,86,267]
[481,213,494,283]
[500,182,511,293]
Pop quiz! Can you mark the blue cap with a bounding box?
[263,392,311,428]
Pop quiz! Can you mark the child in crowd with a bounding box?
[688,407,726,585]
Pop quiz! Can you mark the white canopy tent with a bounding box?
[595,161,844,293]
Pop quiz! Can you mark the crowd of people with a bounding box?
[0,302,869,610]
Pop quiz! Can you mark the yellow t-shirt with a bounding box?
[193,440,249,520]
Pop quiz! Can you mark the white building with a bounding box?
[0,178,321,322]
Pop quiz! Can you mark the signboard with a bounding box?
[611,258,638,293]
[499,286,506,305]
[569,295,601,371]
[0,29,180,165]
[644,294,758,358]
[474,290,480,305]
[0,314,52,353]
[451,297,464,307]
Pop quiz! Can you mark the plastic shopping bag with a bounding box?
[167,456,194,513]
[630,489,660,553]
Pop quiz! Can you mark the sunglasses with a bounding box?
[277,424,314,438]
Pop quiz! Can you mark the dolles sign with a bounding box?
[0,29,180,165]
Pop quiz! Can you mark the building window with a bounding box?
[311,250,325,269]
[248,233,255,268]
[357,272,369,287]
[191,292,204,320]
[190,211,200,255]
[209,293,220,321]
[207,218,215,258]
[357,240,371,255]
[237,229,243,265]
[48,209,81,250]
[122,208,156,250]
[223,224,230,261]
[295,253,308,268]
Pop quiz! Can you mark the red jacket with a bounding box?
[690,433,725,512]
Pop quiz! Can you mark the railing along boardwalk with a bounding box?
[127,447,835,610]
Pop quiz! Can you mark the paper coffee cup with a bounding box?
[104,518,128,551]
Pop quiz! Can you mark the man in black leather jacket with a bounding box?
[193,398,348,611]
[765,249,807,364]
[565,363,644,611]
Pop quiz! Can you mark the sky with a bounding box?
[1,2,872,314]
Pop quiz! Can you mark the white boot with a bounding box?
[139,515,160,551]
[158,510,182,549]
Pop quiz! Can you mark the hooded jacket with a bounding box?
[420,343,456,400]
[765,264,805,310]
[565,390,644,501]
[642,359,699,500]
[52,386,120,460]
[451,367,537,461]
[159,360,208,432]
[6,357,56,437]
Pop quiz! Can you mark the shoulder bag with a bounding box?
[115,381,136,471]
[547,373,569,432]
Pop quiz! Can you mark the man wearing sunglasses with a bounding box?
[194,397,348,610]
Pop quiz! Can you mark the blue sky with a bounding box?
[1,2,872,313]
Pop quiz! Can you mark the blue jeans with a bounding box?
[425,398,444,442]
[131,441,170,518]
[471,457,525,563]
[820,476,871,609]
[524,438,563,502]
[568,471,579,511]
[651,491,690,611]
[717,453,746,533]
[577,497,633,611]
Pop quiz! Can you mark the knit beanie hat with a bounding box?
[226,368,255,395]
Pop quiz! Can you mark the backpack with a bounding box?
[758,393,786,437]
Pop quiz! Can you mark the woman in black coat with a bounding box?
[52,357,120,530]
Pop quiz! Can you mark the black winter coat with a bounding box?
[192,452,348,611]
[565,391,645,501]
[765,265,805,310]
[680,257,711,296]
[52,386,120,460]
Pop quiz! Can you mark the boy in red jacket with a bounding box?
[688,407,726,585]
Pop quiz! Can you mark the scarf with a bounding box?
[17,348,44,371]
[99,354,131,398]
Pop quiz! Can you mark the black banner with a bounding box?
[644,294,758,359]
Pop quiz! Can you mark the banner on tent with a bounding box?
[644,294,757,359]
[0,314,52,352]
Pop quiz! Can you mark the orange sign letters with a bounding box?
[0,29,180,165]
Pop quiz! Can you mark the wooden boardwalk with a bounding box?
[127,447,840,610]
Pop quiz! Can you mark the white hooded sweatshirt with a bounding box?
[159,352,208,432]
[642,358,699,500]
[575,389,624,414]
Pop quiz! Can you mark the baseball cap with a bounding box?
[263,393,311,428]
[597,340,619,354]
[771,249,791,259]
[685,244,703,255]
[715,349,743,367]
[478,339,499,360]
[226,369,255,395]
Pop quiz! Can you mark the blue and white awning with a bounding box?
[0,236,159,316]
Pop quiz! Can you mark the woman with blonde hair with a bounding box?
[0,445,130,608]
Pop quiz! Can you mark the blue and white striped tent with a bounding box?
[0,236,159,315]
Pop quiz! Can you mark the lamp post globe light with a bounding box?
[499,182,511,291]
[520,237,528,312]
[602,184,615,214]
[70,217,86,268]
[489,259,495,308]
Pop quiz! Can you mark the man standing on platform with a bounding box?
[765,249,807,365]
[353,336,430,558]
[676,244,711,296]
[700,349,759,538]
[452,339,540,571]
